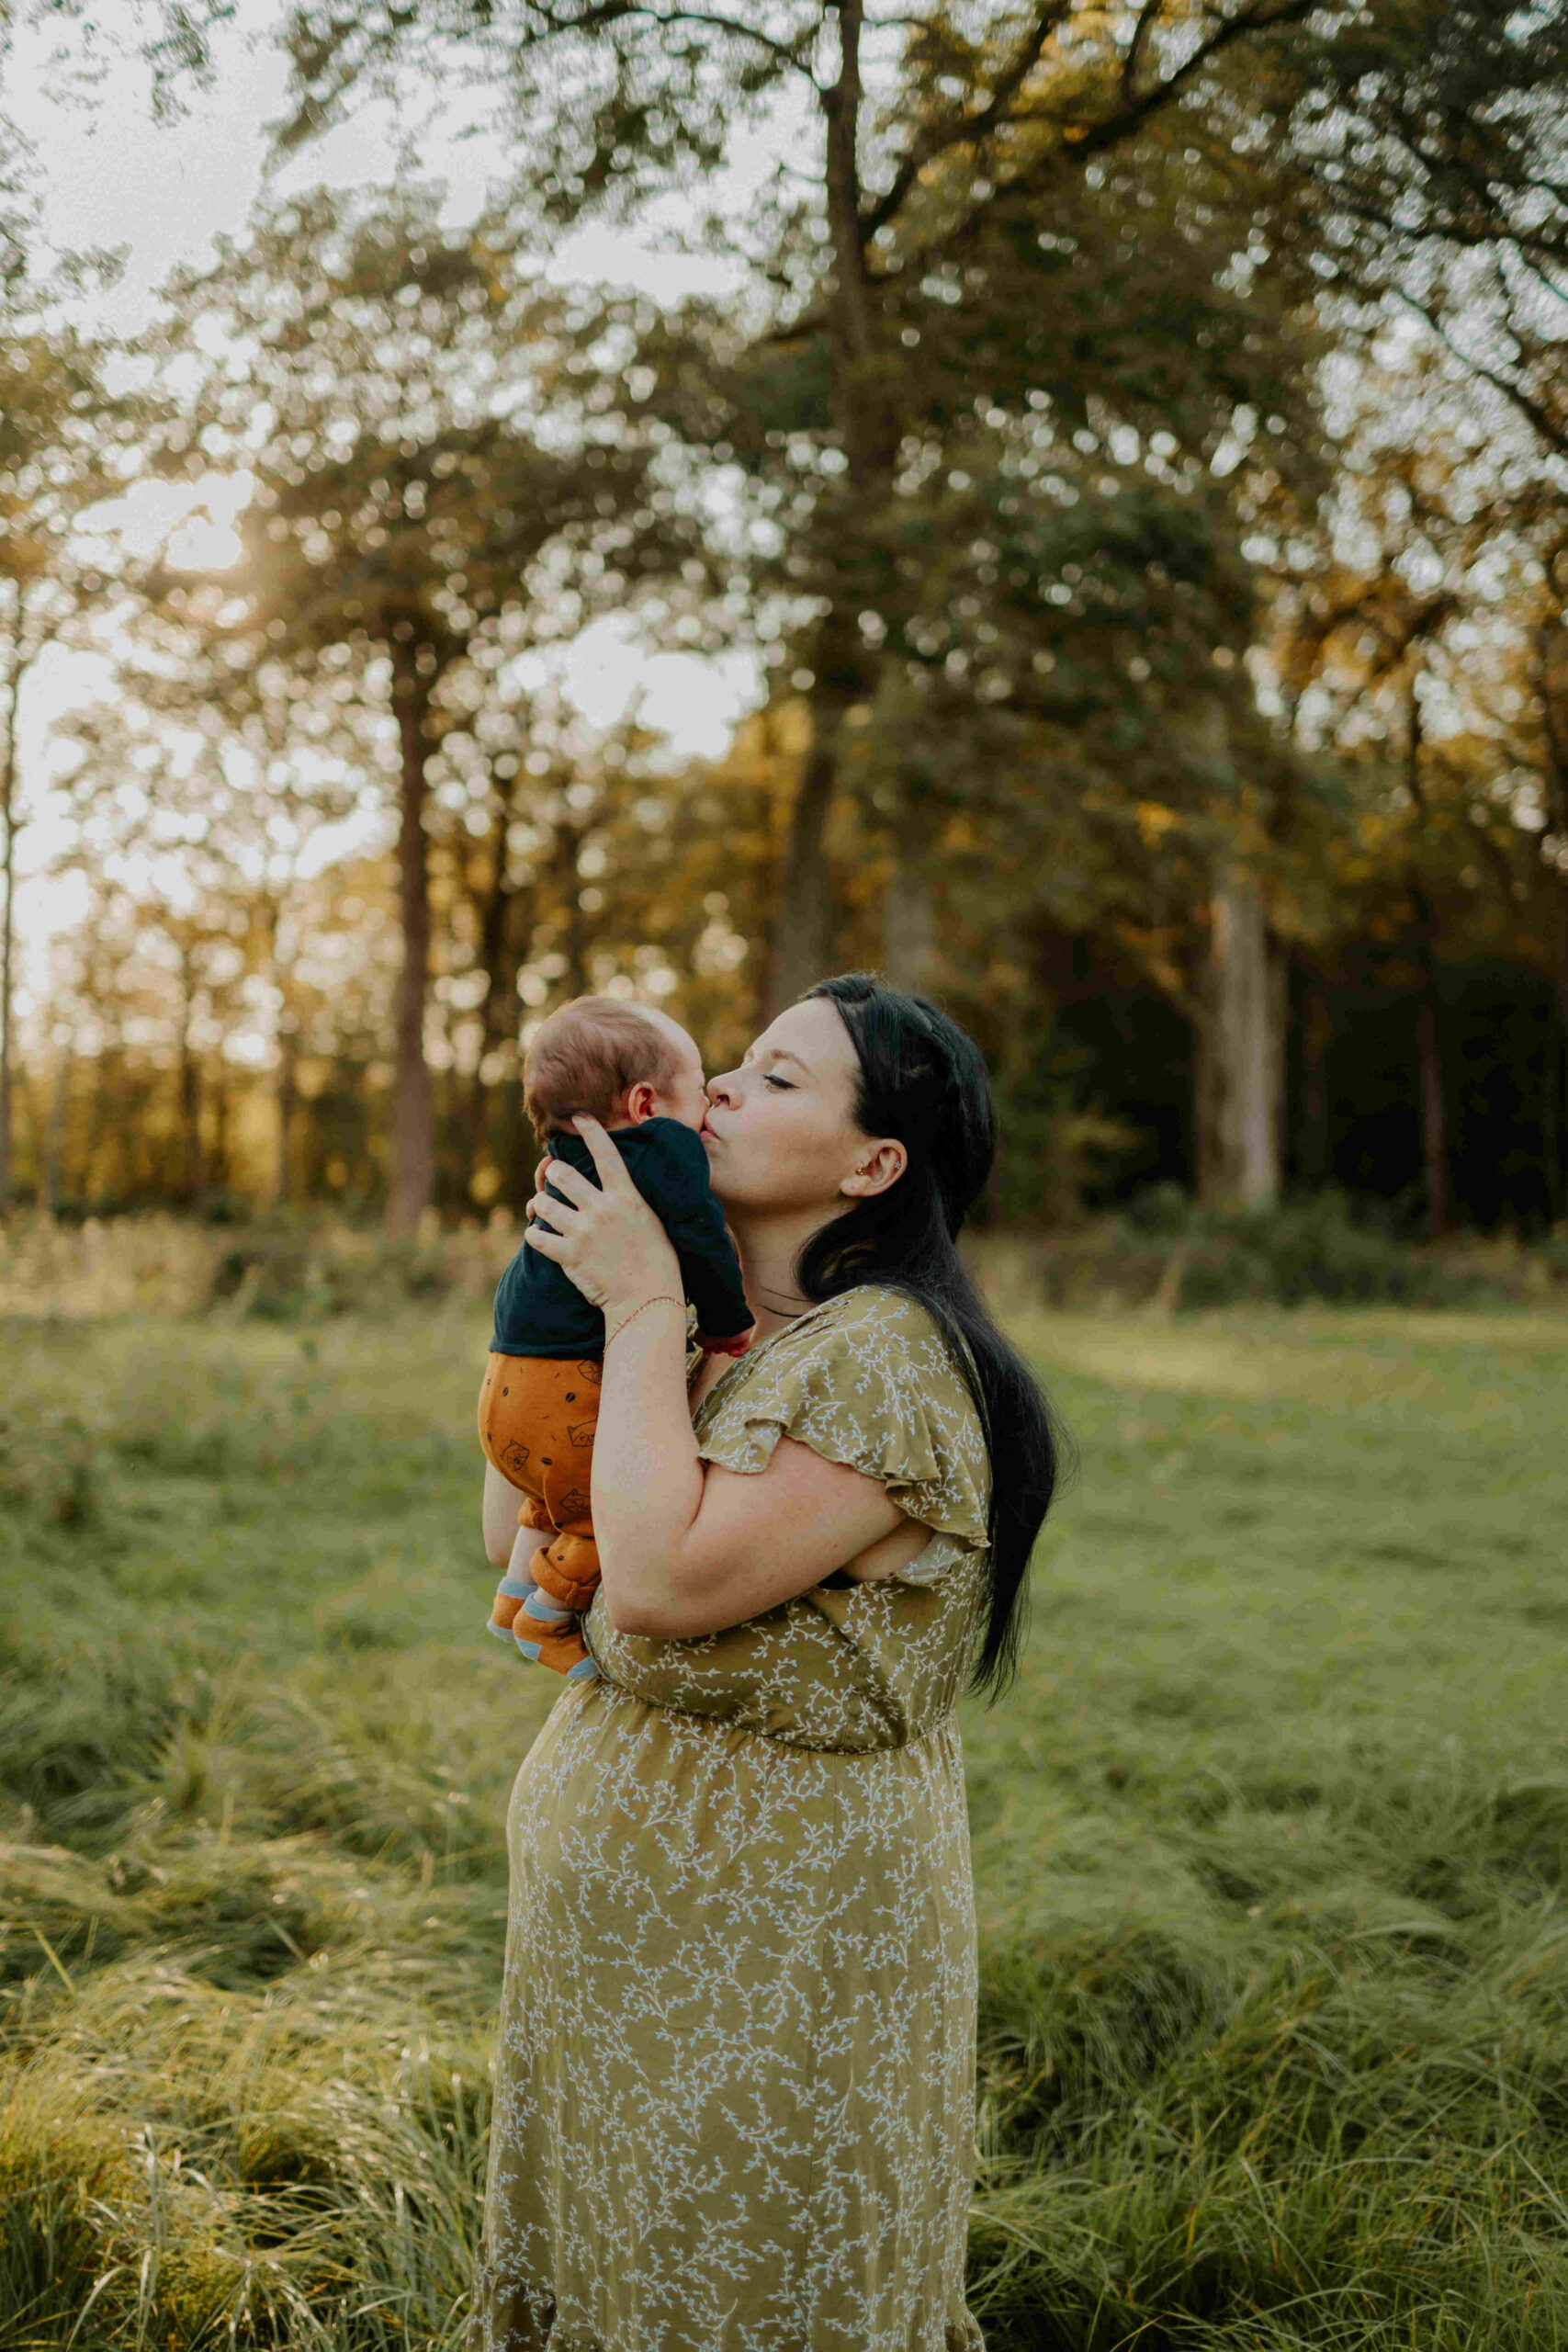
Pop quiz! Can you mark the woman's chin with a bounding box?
[705,1161,746,1213]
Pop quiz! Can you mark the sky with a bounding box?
[6,3,766,995]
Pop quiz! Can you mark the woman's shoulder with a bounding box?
[695,1279,990,1552]
[784,1288,959,1363]
[787,1281,944,1349]
[750,1283,972,1407]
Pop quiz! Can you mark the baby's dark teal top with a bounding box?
[491,1118,752,1360]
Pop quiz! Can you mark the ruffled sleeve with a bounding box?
[693,1284,990,1585]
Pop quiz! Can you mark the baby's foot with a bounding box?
[487,1571,537,1639]
[514,1607,598,1680]
[521,1589,574,1627]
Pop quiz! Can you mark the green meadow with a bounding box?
[3,1303,1567,2349]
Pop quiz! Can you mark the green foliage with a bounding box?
[1296,0,1568,462]
[158,188,683,663]
[0,1399,94,1529]
[1173,1195,1495,1310]
[985,1192,1567,1313]
[963,1301,1568,2347]
[15,8,1568,1238]
[4,1304,1568,2345]
[0,1309,536,2346]
[209,1222,454,1322]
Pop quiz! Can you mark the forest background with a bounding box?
[3,0,1568,1252]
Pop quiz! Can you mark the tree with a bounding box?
[423,669,777,1209]
[238,2,1345,1016]
[0,311,141,1207]
[59,670,360,1204]
[1291,1,1568,466]
[152,189,691,1229]
[1269,363,1562,1234]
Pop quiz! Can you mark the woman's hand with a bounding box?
[523,1115,681,1320]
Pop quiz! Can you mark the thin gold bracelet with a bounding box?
[604,1294,684,1351]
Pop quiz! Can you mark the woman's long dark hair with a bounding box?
[797,973,1065,1699]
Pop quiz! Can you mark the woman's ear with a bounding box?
[840,1137,908,1200]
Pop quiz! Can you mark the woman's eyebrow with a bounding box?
[762,1047,810,1072]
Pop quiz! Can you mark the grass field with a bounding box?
[3,1301,1567,2349]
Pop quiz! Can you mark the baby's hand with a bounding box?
[696,1329,753,1358]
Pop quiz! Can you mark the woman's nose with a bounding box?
[707,1070,739,1107]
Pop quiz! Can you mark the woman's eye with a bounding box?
[763,1075,794,1092]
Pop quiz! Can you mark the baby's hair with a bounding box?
[523,997,684,1147]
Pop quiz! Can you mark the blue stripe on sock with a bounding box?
[522,1591,573,1624]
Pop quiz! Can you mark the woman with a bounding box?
[469,974,1062,2352]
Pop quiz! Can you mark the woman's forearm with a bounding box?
[591,1297,705,1610]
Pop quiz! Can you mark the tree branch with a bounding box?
[519,1,818,75]
[1065,0,1315,164]
[1325,181,1568,270]
[1391,286,1568,463]
[888,0,1314,288]
[859,0,1071,240]
[1121,0,1163,102]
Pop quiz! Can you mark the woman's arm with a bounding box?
[589,1291,918,1634]
[523,1120,921,1637]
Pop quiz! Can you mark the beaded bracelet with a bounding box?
[604,1294,685,1350]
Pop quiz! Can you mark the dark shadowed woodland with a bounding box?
[2,2,1567,1250]
[4,6,1568,2349]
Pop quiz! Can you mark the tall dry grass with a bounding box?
[5,1195,1565,1332]
[3,1303,1567,2346]
[0,1213,520,1325]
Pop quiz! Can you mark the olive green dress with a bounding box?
[468,1284,991,2352]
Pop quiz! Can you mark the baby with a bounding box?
[479,995,753,1680]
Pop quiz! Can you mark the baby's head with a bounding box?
[523,997,708,1148]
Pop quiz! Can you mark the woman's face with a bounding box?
[703,999,890,1217]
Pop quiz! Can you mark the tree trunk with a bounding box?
[85,1024,112,1205]
[548,804,592,1001]
[768,706,845,1015]
[389,632,435,1235]
[1532,628,1568,1204]
[468,760,526,1148]
[766,1,892,1020]
[262,899,299,1206]
[1553,887,1568,1226]
[0,639,20,1215]
[276,1025,298,1205]
[1402,673,1449,1239]
[1545,946,1566,1227]
[1196,861,1282,1211]
[1299,969,1332,1189]
[209,1069,230,1196]
[884,864,935,995]
[42,1036,69,1214]
[821,0,873,387]
[1416,978,1450,1239]
[178,1050,201,1201]
[177,939,202,1204]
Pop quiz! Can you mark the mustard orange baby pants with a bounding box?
[477,1352,603,1676]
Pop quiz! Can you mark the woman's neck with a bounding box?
[727,1204,831,1341]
